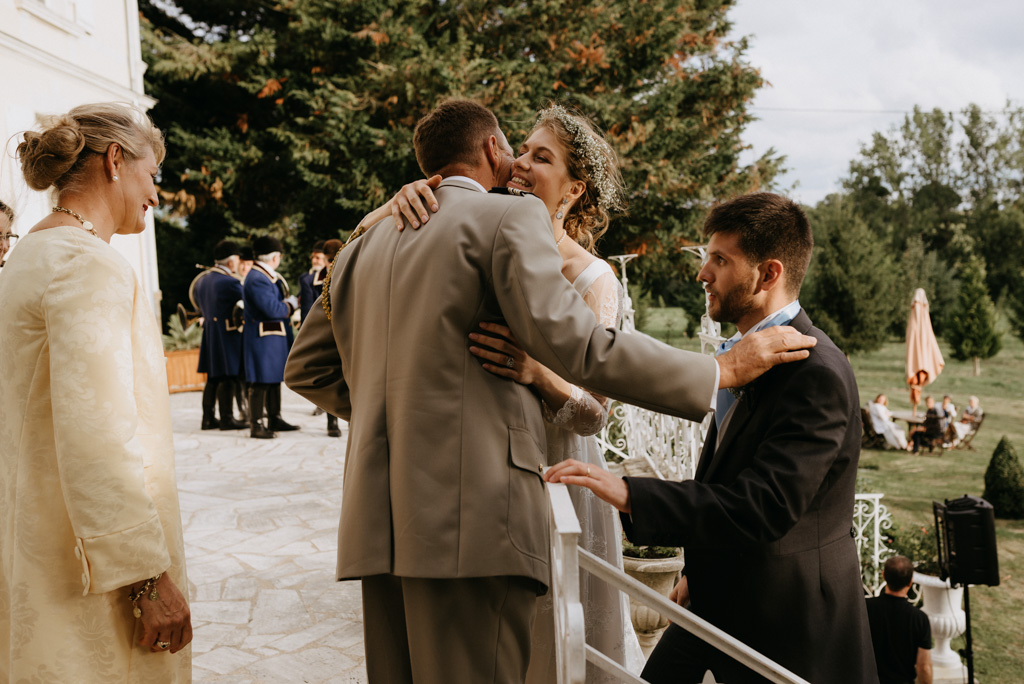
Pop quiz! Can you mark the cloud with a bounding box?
[730,1,1024,205]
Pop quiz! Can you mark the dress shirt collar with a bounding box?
[722,299,802,349]
[444,175,488,193]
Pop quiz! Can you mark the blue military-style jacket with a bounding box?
[242,262,295,383]
[191,265,243,379]
[298,266,327,323]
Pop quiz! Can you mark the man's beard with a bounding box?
[707,281,758,326]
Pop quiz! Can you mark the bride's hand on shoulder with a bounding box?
[468,322,541,386]
[391,175,442,231]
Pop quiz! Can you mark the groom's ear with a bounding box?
[483,134,501,167]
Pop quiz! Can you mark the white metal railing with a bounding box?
[854,493,896,595]
[547,485,810,684]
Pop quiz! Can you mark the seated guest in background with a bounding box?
[940,395,956,432]
[869,394,909,450]
[0,200,14,268]
[953,395,983,441]
[911,396,944,453]
[191,240,247,430]
[547,192,877,684]
[866,555,933,684]
[298,240,327,322]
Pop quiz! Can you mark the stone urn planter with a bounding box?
[623,552,685,658]
[914,572,968,683]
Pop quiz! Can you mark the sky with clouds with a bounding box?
[729,1,1024,205]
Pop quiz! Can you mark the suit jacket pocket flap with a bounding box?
[259,321,286,337]
[508,427,545,481]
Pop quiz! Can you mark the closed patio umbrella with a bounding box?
[906,288,944,415]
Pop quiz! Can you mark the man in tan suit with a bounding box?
[285,100,815,683]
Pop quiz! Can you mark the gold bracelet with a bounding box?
[128,573,162,619]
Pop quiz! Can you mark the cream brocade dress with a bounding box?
[526,260,645,683]
[0,227,190,682]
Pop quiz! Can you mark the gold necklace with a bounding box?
[52,206,98,237]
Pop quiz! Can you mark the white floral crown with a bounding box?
[541,105,622,212]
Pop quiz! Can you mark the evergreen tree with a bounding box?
[802,194,896,355]
[1012,271,1024,344]
[983,437,1024,520]
[140,0,780,324]
[945,255,1001,375]
[891,235,957,337]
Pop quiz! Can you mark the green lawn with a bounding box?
[640,309,1024,683]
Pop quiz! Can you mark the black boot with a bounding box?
[235,379,249,421]
[248,384,276,439]
[267,384,300,432]
[218,380,247,430]
[201,379,219,430]
[327,413,341,438]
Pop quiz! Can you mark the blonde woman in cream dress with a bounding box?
[0,103,191,683]
[385,105,644,682]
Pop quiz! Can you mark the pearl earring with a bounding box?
[112,175,119,181]
[555,198,568,220]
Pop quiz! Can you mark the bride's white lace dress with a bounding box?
[526,260,645,683]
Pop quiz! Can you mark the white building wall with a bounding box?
[0,0,162,320]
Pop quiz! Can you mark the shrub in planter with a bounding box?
[621,537,681,560]
[983,436,1024,519]
[882,523,940,576]
[162,314,202,351]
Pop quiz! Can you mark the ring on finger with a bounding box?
[505,356,515,370]
[586,466,592,477]
[157,641,170,650]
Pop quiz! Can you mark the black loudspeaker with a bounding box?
[933,495,1000,588]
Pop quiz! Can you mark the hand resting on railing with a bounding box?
[545,457,631,513]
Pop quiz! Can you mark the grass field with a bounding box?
[640,308,1024,683]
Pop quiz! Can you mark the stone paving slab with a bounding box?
[171,387,367,683]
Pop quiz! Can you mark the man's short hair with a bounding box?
[883,555,915,591]
[323,238,344,262]
[413,99,500,177]
[702,192,813,295]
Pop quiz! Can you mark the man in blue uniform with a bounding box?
[243,235,300,439]
[191,240,247,430]
[297,239,341,437]
[298,240,327,322]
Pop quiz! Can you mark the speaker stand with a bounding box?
[959,583,975,684]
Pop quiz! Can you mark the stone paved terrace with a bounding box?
[171,387,368,683]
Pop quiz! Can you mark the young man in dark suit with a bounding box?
[547,192,879,683]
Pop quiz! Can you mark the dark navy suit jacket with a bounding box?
[623,310,879,683]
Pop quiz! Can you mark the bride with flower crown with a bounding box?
[373,104,645,681]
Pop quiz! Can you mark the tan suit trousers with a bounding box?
[361,574,538,684]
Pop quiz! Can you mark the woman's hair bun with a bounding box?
[17,117,86,191]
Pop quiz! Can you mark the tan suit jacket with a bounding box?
[285,178,717,589]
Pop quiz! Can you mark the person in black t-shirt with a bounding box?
[866,555,933,684]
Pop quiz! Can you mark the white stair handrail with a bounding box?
[547,483,809,684]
